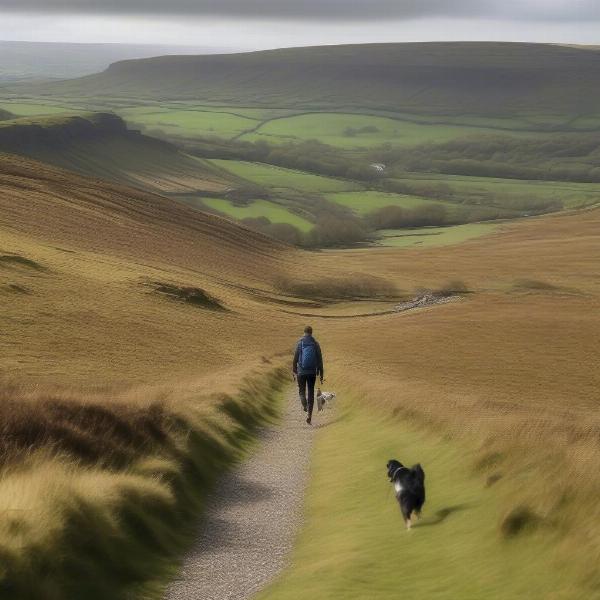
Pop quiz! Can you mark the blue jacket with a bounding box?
[293,335,324,378]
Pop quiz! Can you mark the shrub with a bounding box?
[434,280,470,297]
[276,273,398,300]
[366,204,450,230]
[501,505,540,538]
[241,217,303,246]
[303,215,370,248]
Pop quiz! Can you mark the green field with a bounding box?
[158,104,293,120]
[377,223,500,248]
[258,403,577,600]
[239,113,533,149]
[201,197,313,231]
[391,175,600,210]
[326,191,444,215]
[0,102,76,116]
[120,107,259,139]
[115,106,556,150]
[210,160,360,193]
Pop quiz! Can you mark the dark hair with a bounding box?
[304,325,313,335]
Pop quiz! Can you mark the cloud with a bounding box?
[1,0,599,22]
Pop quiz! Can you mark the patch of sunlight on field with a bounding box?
[0,102,75,116]
[202,197,313,231]
[241,112,534,148]
[326,191,445,215]
[209,159,359,193]
[257,403,579,600]
[378,223,500,248]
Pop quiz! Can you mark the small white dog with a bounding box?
[316,388,336,411]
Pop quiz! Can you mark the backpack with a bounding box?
[300,338,318,371]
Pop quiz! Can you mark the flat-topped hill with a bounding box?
[29,42,600,115]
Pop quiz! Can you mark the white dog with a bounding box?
[316,388,336,411]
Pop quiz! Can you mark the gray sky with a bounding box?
[0,0,599,48]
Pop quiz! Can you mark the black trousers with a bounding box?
[297,374,317,416]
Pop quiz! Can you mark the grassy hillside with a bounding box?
[0,113,230,196]
[23,42,600,117]
[0,153,304,597]
[2,148,600,596]
[259,208,600,599]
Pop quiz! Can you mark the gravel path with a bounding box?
[165,389,315,600]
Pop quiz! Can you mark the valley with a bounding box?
[3,43,600,249]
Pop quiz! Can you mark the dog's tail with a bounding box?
[411,463,425,483]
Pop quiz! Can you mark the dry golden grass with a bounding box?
[0,368,287,598]
[0,154,303,386]
[2,151,600,593]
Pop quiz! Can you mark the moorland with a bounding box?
[0,41,599,599]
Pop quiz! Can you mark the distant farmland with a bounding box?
[2,42,600,248]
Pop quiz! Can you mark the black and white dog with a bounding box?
[386,459,426,530]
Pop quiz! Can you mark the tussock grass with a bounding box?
[0,388,170,469]
[0,369,287,599]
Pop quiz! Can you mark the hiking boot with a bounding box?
[306,416,312,425]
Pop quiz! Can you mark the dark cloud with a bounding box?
[0,0,599,22]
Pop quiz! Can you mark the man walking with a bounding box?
[293,325,324,425]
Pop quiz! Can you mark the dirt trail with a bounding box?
[165,389,315,600]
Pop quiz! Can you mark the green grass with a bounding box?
[240,113,535,149]
[209,160,359,193]
[0,102,77,116]
[377,223,500,248]
[258,402,581,600]
[120,107,259,139]
[121,104,295,121]
[391,174,600,210]
[326,191,445,215]
[201,198,313,231]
